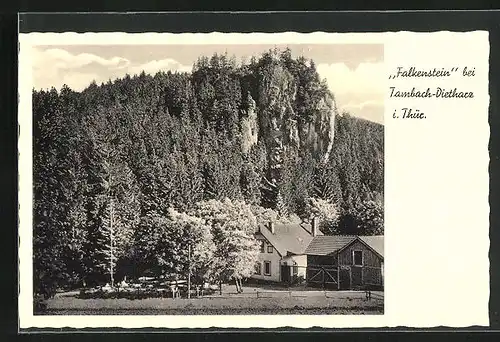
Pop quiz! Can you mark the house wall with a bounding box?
[307,254,337,267]
[362,266,383,286]
[381,261,384,284]
[338,240,383,287]
[281,254,308,279]
[251,237,282,282]
[337,240,382,268]
[293,255,307,278]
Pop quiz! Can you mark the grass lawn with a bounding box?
[40,288,384,315]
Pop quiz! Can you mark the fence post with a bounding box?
[187,243,191,299]
[337,266,340,290]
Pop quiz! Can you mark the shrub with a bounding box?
[78,287,177,300]
[33,294,47,312]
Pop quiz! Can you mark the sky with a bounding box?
[32,44,384,124]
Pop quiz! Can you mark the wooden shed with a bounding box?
[304,235,384,290]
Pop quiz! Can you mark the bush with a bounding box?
[291,275,306,285]
[33,294,47,312]
[78,287,182,300]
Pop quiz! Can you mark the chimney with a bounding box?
[312,216,318,237]
[269,221,275,234]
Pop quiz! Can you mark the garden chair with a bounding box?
[195,285,204,297]
[170,285,180,299]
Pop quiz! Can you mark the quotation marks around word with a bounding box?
[388,66,461,79]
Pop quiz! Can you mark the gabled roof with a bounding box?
[359,236,384,258]
[256,222,323,257]
[305,235,384,259]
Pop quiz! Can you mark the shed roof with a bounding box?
[359,236,384,258]
[305,235,384,258]
[304,235,357,256]
[256,222,323,256]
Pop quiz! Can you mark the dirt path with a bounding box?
[43,307,383,315]
[40,291,384,315]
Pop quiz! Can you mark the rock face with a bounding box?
[241,62,336,171]
[240,92,259,154]
[258,64,297,174]
[300,95,337,163]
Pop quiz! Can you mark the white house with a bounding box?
[251,218,323,283]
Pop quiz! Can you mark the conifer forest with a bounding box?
[33,48,384,298]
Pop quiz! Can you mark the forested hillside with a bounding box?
[33,48,383,296]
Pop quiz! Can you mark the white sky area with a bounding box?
[31,45,384,124]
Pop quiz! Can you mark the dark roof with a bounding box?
[305,235,384,258]
[304,236,357,256]
[256,222,323,256]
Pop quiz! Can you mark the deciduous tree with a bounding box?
[190,199,259,293]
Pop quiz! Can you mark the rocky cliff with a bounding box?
[240,60,337,174]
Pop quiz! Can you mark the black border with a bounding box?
[4,10,500,337]
[15,11,500,33]
[2,10,19,340]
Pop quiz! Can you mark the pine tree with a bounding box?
[33,86,89,296]
[201,129,243,201]
[98,199,117,287]
[275,190,288,219]
[313,162,343,205]
[81,105,139,286]
[240,162,262,206]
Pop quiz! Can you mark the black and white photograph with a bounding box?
[29,40,385,316]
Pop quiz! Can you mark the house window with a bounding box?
[260,241,265,253]
[254,262,262,275]
[264,261,271,276]
[353,250,363,266]
[267,245,273,253]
